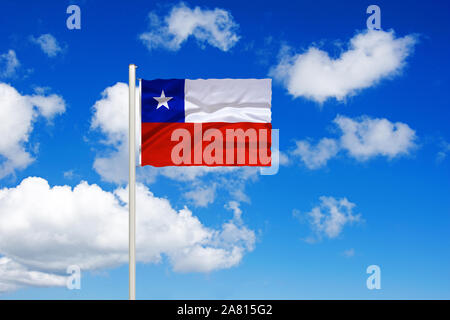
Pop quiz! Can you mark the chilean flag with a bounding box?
[140,79,272,167]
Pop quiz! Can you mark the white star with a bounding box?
[153,90,173,109]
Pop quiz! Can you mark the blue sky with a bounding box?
[0,0,449,299]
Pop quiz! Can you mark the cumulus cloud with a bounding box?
[225,200,244,223]
[91,83,129,145]
[90,82,136,183]
[289,115,416,169]
[184,184,216,207]
[0,177,255,291]
[334,115,417,160]
[139,2,240,52]
[0,83,66,179]
[296,196,362,242]
[270,30,416,103]
[0,50,20,78]
[30,34,63,57]
[90,82,258,205]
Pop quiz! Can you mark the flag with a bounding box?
[140,79,272,167]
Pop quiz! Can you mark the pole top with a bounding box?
[129,64,137,68]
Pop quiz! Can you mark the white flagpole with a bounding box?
[128,64,137,300]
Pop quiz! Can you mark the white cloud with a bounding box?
[63,169,80,180]
[278,151,291,166]
[270,30,416,103]
[291,138,339,169]
[342,248,355,258]
[335,115,417,160]
[0,50,20,78]
[184,184,216,207]
[30,34,63,57]
[225,200,243,222]
[0,83,66,179]
[289,115,416,169]
[0,177,255,291]
[297,196,362,242]
[91,83,129,145]
[0,257,66,292]
[63,170,74,179]
[139,2,240,52]
[27,92,66,119]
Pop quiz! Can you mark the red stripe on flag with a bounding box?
[141,122,272,167]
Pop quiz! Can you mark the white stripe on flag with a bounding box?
[184,79,271,123]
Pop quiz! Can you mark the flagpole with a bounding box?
[128,64,137,300]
